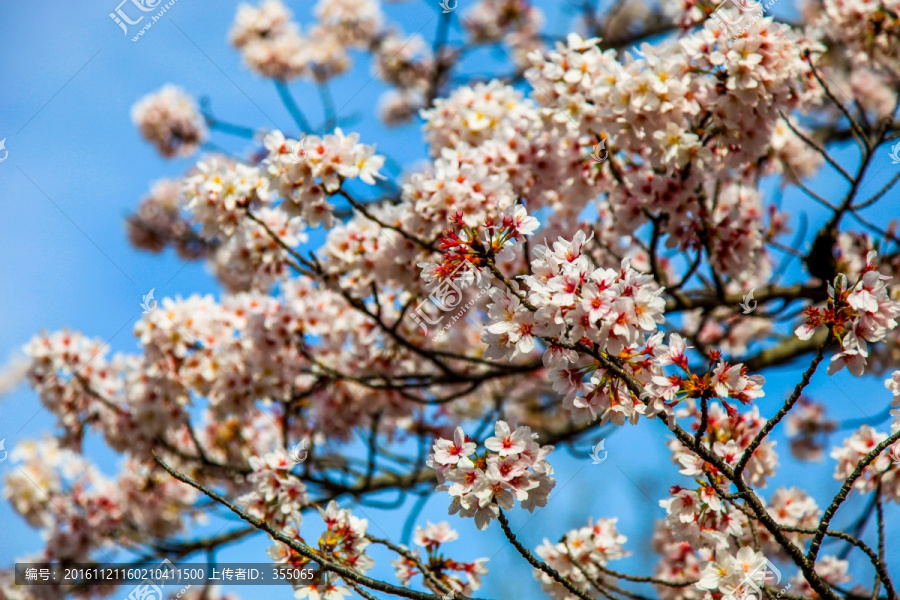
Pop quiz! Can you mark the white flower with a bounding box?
[484,421,531,456]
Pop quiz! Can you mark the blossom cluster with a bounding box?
[392,521,489,595]
[697,547,775,599]
[464,0,544,67]
[697,546,852,600]
[478,229,684,425]
[4,438,194,564]
[183,158,272,238]
[889,370,900,420]
[831,424,900,504]
[418,80,598,235]
[762,487,822,550]
[669,401,776,490]
[420,82,538,155]
[814,0,900,71]
[314,500,374,573]
[680,298,774,358]
[420,205,539,288]
[132,283,416,438]
[789,555,852,597]
[785,397,836,461]
[650,521,703,600]
[229,0,441,118]
[795,251,900,377]
[373,32,433,124]
[170,125,385,290]
[533,517,629,600]
[656,412,858,598]
[484,230,665,359]
[405,146,517,230]
[322,201,420,291]
[216,206,307,291]
[23,329,123,447]
[794,0,899,123]
[229,0,378,82]
[22,276,435,483]
[240,448,310,527]
[181,156,307,291]
[645,337,767,422]
[428,421,556,529]
[268,500,373,600]
[262,129,384,228]
[656,404,801,572]
[522,16,822,278]
[835,234,900,374]
[527,19,821,172]
[132,84,207,158]
[23,327,199,456]
[126,179,206,259]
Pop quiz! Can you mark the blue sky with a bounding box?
[1,0,899,597]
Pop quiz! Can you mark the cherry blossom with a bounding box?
[132,85,207,159]
[432,427,478,466]
[261,129,385,228]
[534,517,630,600]
[831,425,900,503]
[7,2,900,599]
[428,420,555,530]
[241,448,309,527]
[789,555,852,597]
[795,252,900,377]
[785,398,837,461]
[393,521,489,594]
[697,547,771,599]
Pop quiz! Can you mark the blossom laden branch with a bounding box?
[151,451,488,600]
